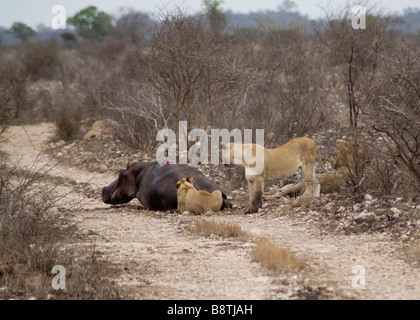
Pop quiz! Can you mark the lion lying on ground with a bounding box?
[174,176,223,214]
[269,140,366,197]
[222,137,326,213]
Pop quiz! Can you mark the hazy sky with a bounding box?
[1,0,419,29]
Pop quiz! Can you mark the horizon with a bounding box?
[0,0,419,30]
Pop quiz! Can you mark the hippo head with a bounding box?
[102,162,138,205]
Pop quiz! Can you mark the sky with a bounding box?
[0,0,419,29]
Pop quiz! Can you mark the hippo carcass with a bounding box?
[102,161,231,211]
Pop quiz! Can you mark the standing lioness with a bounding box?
[222,137,321,213]
[174,176,223,214]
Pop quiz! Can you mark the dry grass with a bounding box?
[186,218,305,273]
[186,218,248,239]
[251,237,305,273]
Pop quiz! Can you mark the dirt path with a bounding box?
[223,214,420,299]
[0,123,282,299]
[1,122,420,299]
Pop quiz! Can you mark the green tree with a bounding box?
[202,0,226,34]
[67,6,113,40]
[7,22,36,42]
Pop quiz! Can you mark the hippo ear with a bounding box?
[126,162,131,170]
[187,176,194,183]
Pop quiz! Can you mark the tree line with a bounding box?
[1,1,420,46]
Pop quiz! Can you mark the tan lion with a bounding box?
[333,140,365,172]
[272,171,345,197]
[273,139,366,197]
[221,137,324,213]
[174,176,223,214]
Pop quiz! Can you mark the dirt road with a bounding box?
[1,122,420,299]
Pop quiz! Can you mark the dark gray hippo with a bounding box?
[102,160,231,211]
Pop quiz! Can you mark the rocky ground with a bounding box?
[1,122,420,299]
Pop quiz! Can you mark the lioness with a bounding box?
[333,140,365,172]
[221,137,322,213]
[174,176,223,214]
[270,172,345,197]
[273,139,366,197]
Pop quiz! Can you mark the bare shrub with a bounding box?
[75,11,339,153]
[136,10,258,131]
[1,40,73,128]
[248,26,334,146]
[52,89,83,141]
[364,154,407,196]
[362,46,420,194]
[0,161,121,299]
[0,162,69,298]
[100,80,170,151]
[19,39,61,82]
[64,41,155,149]
[313,2,395,127]
[0,60,16,135]
[78,11,260,152]
[0,56,27,121]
